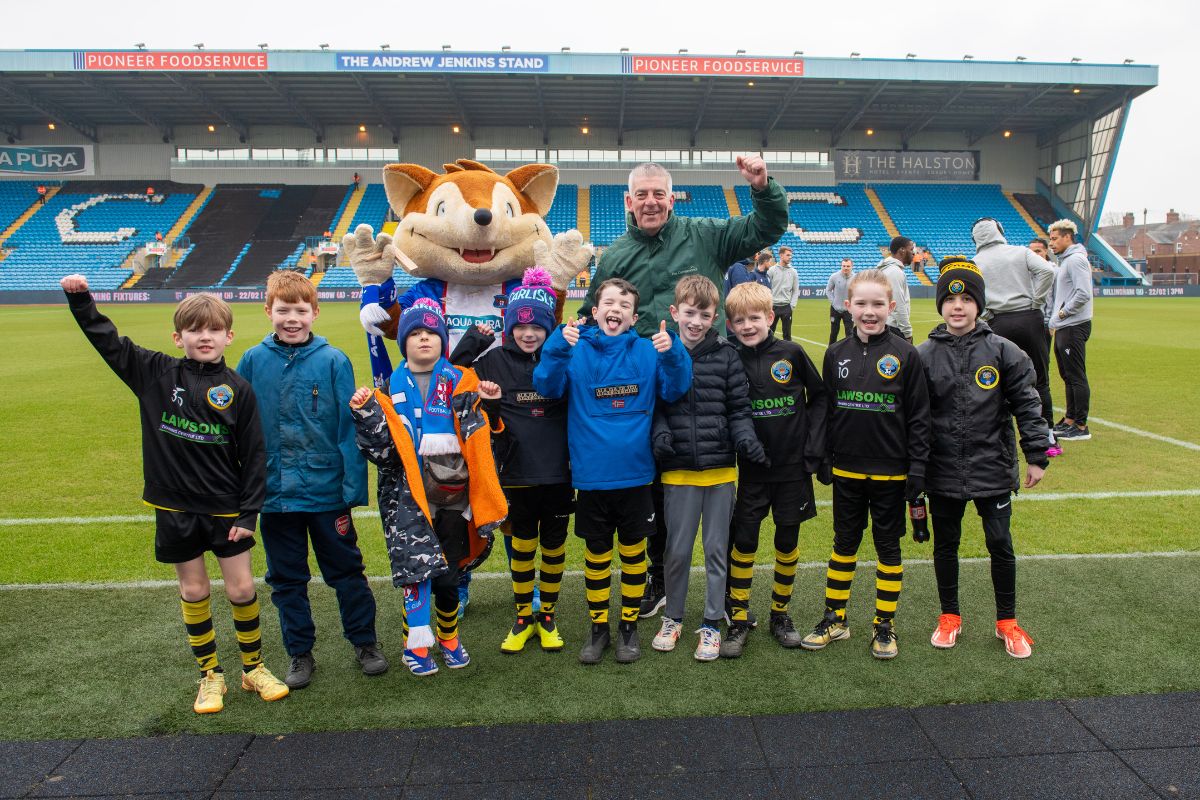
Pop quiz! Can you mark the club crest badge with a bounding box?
[770,359,793,384]
[335,515,351,536]
[975,365,1000,390]
[876,355,900,380]
[517,306,535,324]
[207,384,234,410]
[949,279,966,295]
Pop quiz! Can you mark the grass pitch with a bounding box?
[0,297,1197,739]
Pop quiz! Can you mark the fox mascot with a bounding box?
[344,159,592,386]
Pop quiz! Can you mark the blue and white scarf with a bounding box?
[389,355,462,459]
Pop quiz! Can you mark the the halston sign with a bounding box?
[835,150,980,182]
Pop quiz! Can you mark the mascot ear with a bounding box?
[383,164,438,215]
[505,164,559,217]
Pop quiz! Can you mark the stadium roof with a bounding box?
[0,49,1157,146]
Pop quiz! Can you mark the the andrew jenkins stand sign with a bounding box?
[0,145,94,176]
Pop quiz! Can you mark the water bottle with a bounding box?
[909,495,929,543]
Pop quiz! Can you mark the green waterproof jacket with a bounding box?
[580,178,790,337]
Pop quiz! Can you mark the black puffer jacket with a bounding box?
[738,334,826,482]
[917,322,1050,498]
[652,329,759,472]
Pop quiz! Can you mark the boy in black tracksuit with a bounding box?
[722,282,826,658]
[61,274,288,714]
[453,268,573,654]
[918,258,1049,659]
[801,268,931,660]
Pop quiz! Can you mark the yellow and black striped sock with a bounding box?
[539,540,566,615]
[510,531,538,617]
[181,595,219,673]
[436,601,460,643]
[771,546,800,614]
[584,542,612,624]
[824,550,857,621]
[874,561,903,624]
[617,538,647,624]
[229,594,263,673]
[728,546,756,622]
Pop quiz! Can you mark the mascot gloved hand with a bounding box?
[351,159,592,387]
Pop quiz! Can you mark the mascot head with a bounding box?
[384,159,558,287]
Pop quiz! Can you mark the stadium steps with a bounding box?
[162,187,278,288]
[864,188,901,238]
[1004,191,1049,239]
[577,185,590,240]
[164,186,214,241]
[382,220,398,235]
[120,272,142,289]
[223,186,344,287]
[309,271,325,287]
[724,187,743,216]
[0,186,59,244]
[332,185,367,240]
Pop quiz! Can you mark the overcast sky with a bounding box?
[9,0,1194,223]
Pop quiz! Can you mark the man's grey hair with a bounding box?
[627,162,673,194]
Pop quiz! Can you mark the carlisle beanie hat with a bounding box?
[504,266,558,337]
[396,298,449,358]
[936,255,986,313]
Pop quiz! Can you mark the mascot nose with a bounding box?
[473,208,492,226]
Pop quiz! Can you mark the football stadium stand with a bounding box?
[0,182,199,291]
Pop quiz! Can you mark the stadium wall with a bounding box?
[5,125,1040,192]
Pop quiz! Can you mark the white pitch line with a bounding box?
[1055,408,1200,452]
[4,489,1198,528]
[3,550,1197,592]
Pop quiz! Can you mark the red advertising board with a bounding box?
[78,51,268,71]
[626,55,804,76]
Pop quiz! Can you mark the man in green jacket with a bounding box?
[579,156,789,618]
[580,157,790,337]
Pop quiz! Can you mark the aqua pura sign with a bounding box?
[0,145,94,176]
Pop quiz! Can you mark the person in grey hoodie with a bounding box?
[971,218,1057,433]
[768,246,800,341]
[826,257,854,344]
[1047,219,1094,441]
[876,236,913,341]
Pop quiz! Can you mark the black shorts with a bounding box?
[734,478,818,528]
[154,509,255,564]
[506,483,575,540]
[575,485,656,544]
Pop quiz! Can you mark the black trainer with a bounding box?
[769,613,803,648]
[354,643,389,676]
[720,622,752,658]
[1057,424,1091,441]
[615,622,641,663]
[284,651,315,689]
[579,623,611,665]
[638,580,666,618]
[723,598,759,628]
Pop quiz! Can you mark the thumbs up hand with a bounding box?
[651,320,673,353]
[562,317,583,347]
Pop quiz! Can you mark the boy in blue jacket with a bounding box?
[534,277,692,664]
[237,271,385,689]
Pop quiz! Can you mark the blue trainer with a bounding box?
[402,648,439,677]
[439,639,471,669]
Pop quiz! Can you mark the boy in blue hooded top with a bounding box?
[533,277,692,665]
[236,271,383,689]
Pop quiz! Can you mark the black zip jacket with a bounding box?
[736,334,827,482]
[651,329,760,473]
[823,331,930,478]
[917,322,1050,498]
[67,292,266,529]
[455,327,570,486]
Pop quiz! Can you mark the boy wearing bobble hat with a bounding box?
[350,298,508,677]
[917,256,1051,659]
[454,267,575,654]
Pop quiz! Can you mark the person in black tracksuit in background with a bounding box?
[918,257,1049,659]
[453,268,573,655]
[721,282,826,658]
[800,268,931,660]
